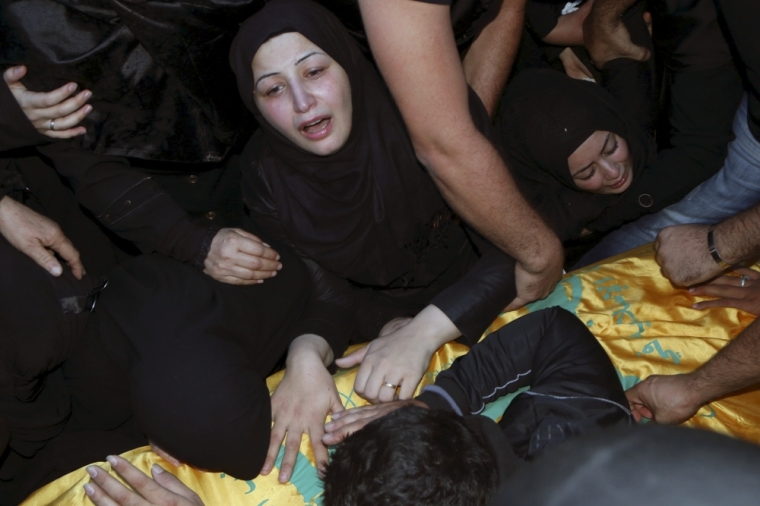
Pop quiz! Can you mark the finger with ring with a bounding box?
[49,119,56,131]
[383,382,398,389]
[741,275,750,287]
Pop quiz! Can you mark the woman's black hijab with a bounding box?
[230,0,493,285]
[500,69,655,241]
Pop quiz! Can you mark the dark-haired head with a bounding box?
[323,405,499,506]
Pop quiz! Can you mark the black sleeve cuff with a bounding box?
[430,247,516,345]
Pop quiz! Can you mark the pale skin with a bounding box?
[0,195,84,278]
[359,0,564,312]
[568,130,634,194]
[4,65,92,138]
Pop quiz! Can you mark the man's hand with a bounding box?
[584,0,649,68]
[4,65,92,139]
[322,399,425,446]
[504,254,563,312]
[625,374,702,425]
[84,455,204,506]
[690,268,760,314]
[0,196,84,279]
[203,228,281,285]
[655,224,724,286]
[261,335,342,483]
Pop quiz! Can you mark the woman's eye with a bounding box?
[605,141,619,156]
[306,67,325,78]
[579,168,596,181]
[266,84,284,96]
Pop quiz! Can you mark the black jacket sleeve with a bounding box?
[416,307,628,416]
[430,240,516,346]
[36,142,217,266]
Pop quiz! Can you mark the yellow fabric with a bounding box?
[23,244,760,506]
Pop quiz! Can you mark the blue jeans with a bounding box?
[576,95,760,268]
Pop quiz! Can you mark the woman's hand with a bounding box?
[322,399,425,445]
[0,196,85,278]
[689,268,760,315]
[262,334,342,483]
[84,455,204,506]
[4,65,92,139]
[336,305,460,403]
[203,228,281,285]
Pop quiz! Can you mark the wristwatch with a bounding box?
[707,226,731,269]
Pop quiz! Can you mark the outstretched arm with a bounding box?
[627,318,760,424]
[359,0,563,310]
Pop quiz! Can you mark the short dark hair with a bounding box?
[323,405,499,506]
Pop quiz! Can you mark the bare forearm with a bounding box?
[690,318,760,404]
[712,203,760,266]
[588,0,635,23]
[462,0,525,116]
[543,0,592,47]
[420,133,561,270]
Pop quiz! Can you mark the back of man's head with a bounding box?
[323,405,498,506]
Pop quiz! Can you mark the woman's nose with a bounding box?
[292,82,316,113]
[600,160,622,180]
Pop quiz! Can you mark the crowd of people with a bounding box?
[1,0,759,504]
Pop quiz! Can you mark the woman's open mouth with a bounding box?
[299,116,332,141]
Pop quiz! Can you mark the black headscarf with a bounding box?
[500,69,656,241]
[230,0,477,285]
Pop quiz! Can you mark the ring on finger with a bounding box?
[383,382,398,389]
[49,119,56,131]
[741,275,750,287]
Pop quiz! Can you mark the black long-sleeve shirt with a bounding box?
[241,135,517,344]
[417,307,632,466]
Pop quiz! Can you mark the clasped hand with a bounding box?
[203,228,281,284]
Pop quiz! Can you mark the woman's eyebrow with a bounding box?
[295,51,324,65]
[255,72,278,87]
[571,164,593,177]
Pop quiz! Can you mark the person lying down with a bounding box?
[82,307,632,506]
